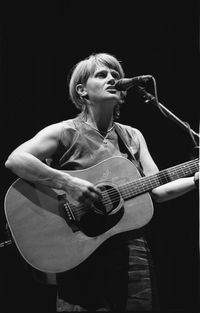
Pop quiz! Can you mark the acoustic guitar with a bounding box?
[4,156,198,273]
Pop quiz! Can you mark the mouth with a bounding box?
[106,86,117,92]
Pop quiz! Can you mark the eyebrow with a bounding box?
[95,68,120,76]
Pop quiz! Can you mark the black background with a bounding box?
[0,1,199,312]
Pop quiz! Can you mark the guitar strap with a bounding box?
[114,123,145,177]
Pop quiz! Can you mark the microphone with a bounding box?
[115,75,152,91]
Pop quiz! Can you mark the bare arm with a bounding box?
[5,123,101,205]
[135,129,198,203]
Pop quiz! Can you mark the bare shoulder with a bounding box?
[37,119,77,138]
[128,127,145,139]
[9,121,66,159]
[132,128,147,146]
[35,121,65,139]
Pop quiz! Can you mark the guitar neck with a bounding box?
[120,158,199,200]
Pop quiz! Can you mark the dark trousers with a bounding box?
[56,231,156,312]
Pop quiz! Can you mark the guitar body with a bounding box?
[4,156,154,273]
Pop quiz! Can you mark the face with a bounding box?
[83,65,122,105]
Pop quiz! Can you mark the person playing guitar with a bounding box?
[5,53,199,312]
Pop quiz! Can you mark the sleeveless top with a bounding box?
[50,116,142,173]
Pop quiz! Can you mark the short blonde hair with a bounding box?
[68,53,126,113]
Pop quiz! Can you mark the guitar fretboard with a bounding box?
[119,158,199,200]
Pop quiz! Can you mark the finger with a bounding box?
[88,185,102,197]
[79,189,95,203]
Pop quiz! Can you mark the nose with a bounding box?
[107,73,116,85]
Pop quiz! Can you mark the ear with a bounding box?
[76,84,88,98]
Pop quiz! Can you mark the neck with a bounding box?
[84,106,114,133]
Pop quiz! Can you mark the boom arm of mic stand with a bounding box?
[137,86,200,141]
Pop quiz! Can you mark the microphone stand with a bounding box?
[136,86,199,155]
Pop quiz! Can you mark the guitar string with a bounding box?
[86,160,198,203]
[69,160,198,215]
[66,160,198,218]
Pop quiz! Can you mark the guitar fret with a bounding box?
[119,158,199,200]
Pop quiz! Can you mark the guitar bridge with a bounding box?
[63,201,75,222]
[57,194,79,232]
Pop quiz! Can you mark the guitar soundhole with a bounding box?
[79,185,124,237]
[94,185,121,215]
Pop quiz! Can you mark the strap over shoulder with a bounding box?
[114,123,137,162]
[114,123,145,177]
